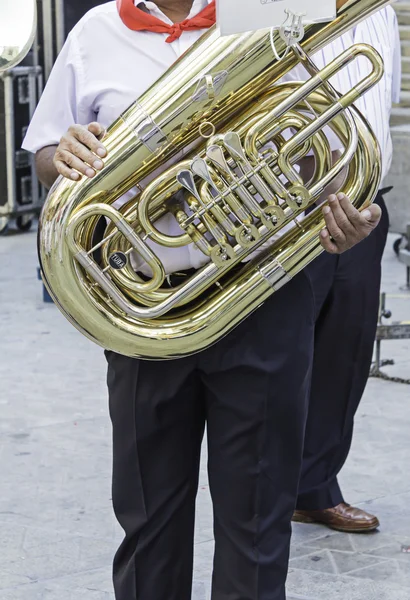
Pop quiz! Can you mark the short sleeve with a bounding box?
[22,34,96,153]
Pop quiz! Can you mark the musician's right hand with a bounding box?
[53,123,107,181]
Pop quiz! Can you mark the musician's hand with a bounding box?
[53,122,107,181]
[320,193,381,254]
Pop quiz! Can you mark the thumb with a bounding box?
[88,121,105,139]
[361,203,382,224]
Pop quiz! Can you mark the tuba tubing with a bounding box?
[39,0,390,359]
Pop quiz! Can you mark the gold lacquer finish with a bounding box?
[0,0,37,72]
[39,0,391,359]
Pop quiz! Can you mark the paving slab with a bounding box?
[0,228,409,599]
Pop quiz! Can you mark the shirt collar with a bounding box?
[135,0,211,23]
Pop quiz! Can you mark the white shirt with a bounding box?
[23,2,401,274]
[23,0,213,149]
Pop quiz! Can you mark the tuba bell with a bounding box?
[0,0,37,73]
[38,0,389,360]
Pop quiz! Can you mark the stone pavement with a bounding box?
[0,227,409,600]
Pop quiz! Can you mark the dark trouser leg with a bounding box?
[200,273,315,600]
[107,272,315,600]
[106,351,205,600]
[297,195,389,510]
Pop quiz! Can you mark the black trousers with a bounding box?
[296,192,390,510]
[106,272,315,600]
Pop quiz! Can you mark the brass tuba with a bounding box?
[38,0,389,359]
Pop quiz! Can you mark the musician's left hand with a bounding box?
[320,193,382,254]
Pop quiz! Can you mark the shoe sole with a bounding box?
[292,513,380,533]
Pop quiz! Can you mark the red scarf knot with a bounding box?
[117,0,216,43]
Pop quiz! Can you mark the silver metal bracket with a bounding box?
[270,9,306,62]
[136,114,167,153]
[279,9,305,46]
[257,258,291,291]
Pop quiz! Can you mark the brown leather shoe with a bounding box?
[293,503,380,533]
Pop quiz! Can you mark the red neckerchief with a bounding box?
[116,0,216,43]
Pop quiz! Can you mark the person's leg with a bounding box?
[199,272,315,600]
[296,194,389,514]
[106,351,205,600]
